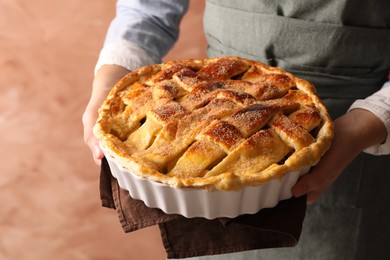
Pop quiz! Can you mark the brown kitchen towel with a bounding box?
[100,157,307,259]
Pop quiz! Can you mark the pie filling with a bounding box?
[95,57,333,190]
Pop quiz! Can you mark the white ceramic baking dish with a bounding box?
[102,144,309,219]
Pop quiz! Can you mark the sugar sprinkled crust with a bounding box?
[94,57,333,191]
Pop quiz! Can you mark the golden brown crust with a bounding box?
[94,57,334,191]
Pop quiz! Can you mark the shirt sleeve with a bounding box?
[95,0,189,73]
[348,81,390,155]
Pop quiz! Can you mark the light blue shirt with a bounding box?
[105,0,189,64]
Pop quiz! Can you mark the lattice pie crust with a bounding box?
[94,57,333,191]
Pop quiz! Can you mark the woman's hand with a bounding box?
[82,64,130,165]
[292,109,387,204]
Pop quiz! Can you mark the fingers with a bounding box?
[292,165,340,205]
[82,106,104,165]
[291,132,349,204]
[291,110,377,204]
[82,65,131,165]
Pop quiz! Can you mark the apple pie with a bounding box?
[94,57,333,191]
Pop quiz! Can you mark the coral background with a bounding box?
[0,1,206,259]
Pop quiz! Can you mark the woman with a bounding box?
[82,1,390,259]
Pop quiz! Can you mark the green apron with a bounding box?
[189,1,390,259]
